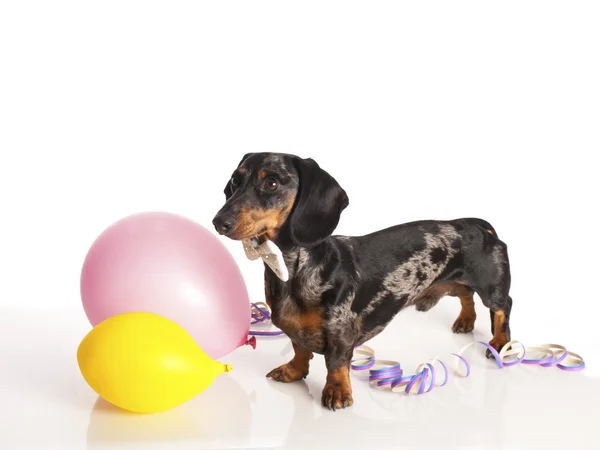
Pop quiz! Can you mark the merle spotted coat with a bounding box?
[213,152,513,410]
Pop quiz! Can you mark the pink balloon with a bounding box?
[80,211,254,359]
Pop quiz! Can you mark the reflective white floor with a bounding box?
[1,304,599,450]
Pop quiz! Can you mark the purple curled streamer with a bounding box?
[523,352,555,365]
[541,348,568,367]
[557,352,585,371]
[451,353,471,377]
[351,358,375,370]
[247,302,585,396]
[249,302,284,337]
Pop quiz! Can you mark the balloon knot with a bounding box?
[246,336,257,350]
[224,363,233,373]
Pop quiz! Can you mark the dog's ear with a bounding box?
[224,153,253,199]
[288,157,349,247]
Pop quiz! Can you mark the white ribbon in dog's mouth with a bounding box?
[242,238,289,281]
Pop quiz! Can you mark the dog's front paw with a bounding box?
[321,383,353,411]
[266,362,308,383]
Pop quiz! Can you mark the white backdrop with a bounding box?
[1,2,598,354]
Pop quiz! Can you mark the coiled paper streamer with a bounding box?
[350,340,585,395]
[249,302,585,394]
[249,302,285,337]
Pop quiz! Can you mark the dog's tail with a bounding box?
[461,217,499,237]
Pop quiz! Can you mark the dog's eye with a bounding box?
[264,178,279,191]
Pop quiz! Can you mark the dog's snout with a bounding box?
[212,214,236,235]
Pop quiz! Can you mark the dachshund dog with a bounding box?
[212,152,513,410]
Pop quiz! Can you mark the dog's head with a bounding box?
[212,152,348,247]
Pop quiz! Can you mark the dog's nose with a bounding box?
[212,215,236,235]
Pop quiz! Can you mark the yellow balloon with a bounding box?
[77,311,232,414]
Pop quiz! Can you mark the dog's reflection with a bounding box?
[86,372,252,449]
[266,376,503,449]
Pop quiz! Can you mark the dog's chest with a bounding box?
[266,257,328,353]
[270,296,326,353]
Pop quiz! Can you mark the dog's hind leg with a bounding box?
[461,238,513,357]
[476,243,513,357]
[488,295,513,353]
[452,291,477,333]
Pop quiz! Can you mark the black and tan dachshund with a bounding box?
[212,152,513,411]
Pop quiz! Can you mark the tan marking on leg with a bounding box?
[266,343,313,382]
[489,310,509,351]
[322,366,353,410]
[452,293,476,333]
